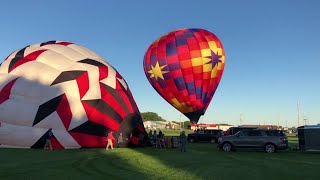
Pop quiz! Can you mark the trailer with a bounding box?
[298,125,320,151]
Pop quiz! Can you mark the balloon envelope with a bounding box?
[143,28,225,123]
[0,41,146,149]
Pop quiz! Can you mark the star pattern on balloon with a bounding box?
[148,61,168,80]
[204,50,222,68]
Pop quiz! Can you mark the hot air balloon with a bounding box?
[0,41,146,149]
[143,28,225,124]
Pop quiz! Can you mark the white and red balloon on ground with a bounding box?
[0,41,146,149]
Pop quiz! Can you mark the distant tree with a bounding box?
[183,121,192,129]
[317,123,320,125]
[140,112,166,122]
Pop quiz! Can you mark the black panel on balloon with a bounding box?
[68,120,107,137]
[78,58,106,67]
[31,130,53,149]
[33,95,64,126]
[118,113,145,147]
[82,99,123,123]
[100,83,130,115]
[40,41,57,46]
[118,81,139,113]
[8,47,27,73]
[50,70,86,86]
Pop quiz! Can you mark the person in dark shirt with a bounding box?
[180,130,186,152]
[44,128,53,150]
[117,132,123,148]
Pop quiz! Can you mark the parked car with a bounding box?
[187,129,223,143]
[218,129,288,153]
[224,126,257,136]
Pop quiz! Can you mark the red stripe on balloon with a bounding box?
[100,84,127,119]
[56,42,73,46]
[82,101,120,131]
[51,136,65,149]
[69,132,108,147]
[56,94,72,130]
[115,81,134,113]
[130,136,139,145]
[9,50,47,73]
[99,66,108,80]
[76,71,89,99]
[0,78,18,104]
[4,51,16,61]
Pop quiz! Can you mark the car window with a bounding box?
[265,130,285,136]
[197,130,204,134]
[248,131,262,136]
[238,131,250,137]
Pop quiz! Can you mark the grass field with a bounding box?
[0,132,319,180]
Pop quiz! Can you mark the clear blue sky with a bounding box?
[0,0,319,127]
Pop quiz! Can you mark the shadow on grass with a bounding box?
[1,142,320,180]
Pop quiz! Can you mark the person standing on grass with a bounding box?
[180,130,186,152]
[44,128,53,150]
[117,132,123,148]
[106,131,115,150]
[152,130,157,147]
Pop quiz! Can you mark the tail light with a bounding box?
[280,137,288,143]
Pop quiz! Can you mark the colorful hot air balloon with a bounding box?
[0,41,146,149]
[143,28,225,124]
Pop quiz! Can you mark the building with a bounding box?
[143,121,179,130]
[190,124,218,130]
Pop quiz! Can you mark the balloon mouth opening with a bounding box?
[183,110,205,124]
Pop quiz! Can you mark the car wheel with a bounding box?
[265,144,276,153]
[210,138,216,144]
[222,142,232,152]
[189,138,195,143]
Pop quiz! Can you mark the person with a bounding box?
[180,130,186,152]
[158,130,163,138]
[117,132,123,148]
[148,130,153,146]
[106,131,115,150]
[44,128,53,150]
[152,130,157,147]
[138,133,145,147]
[158,130,165,149]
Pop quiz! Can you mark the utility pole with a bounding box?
[240,113,243,126]
[303,113,308,126]
[297,101,300,127]
[179,114,182,130]
[286,120,288,128]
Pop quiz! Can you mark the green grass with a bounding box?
[1,134,319,180]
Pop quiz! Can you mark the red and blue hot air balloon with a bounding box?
[143,28,225,124]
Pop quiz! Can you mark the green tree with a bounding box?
[140,112,166,122]
[183,121,192,129]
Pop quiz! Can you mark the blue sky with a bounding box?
[0,0,319,127]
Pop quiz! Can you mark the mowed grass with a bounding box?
[0,133,319,180]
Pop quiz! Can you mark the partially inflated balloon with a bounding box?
[143,28,225,124]
[0,41,146,149]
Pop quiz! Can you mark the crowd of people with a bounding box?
[148,130,187,152]
[43,128,187,152]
